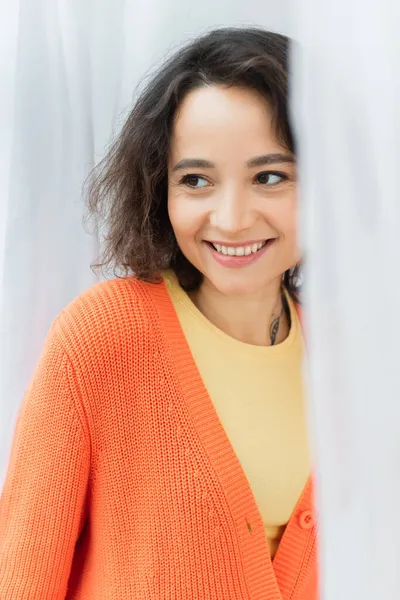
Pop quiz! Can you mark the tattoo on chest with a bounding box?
[269,291,290,346]
[269,316,281,346]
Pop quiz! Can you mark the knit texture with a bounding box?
[0,277,318,600]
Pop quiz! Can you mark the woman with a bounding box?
[0,27,317,599]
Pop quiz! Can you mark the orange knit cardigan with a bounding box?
[0,277,318,599]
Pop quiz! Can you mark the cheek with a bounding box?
[168,192,206,244]
[266,195,298,240]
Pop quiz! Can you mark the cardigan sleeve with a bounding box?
[0,322,90,599]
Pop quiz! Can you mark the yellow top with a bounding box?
[163,270,310,558]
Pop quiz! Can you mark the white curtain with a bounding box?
[292,0,400,598]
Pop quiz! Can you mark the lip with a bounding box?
[205,239,275,268]
[205,239,268,248]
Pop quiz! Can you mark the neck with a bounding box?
[189,277,290,347]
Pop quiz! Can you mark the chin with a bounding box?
[205,270,274,298]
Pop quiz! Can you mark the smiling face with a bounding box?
[167,85,299,298]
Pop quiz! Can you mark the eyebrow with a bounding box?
[246,153,295,168]
[172,158,215,172]
[172,153,294,172]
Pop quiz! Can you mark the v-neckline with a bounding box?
[148,279,316,600]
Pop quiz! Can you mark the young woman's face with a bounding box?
[168,85,299,297]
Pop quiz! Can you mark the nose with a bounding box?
[210,186,254,234]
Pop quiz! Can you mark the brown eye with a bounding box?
[256,172,286,185]
[181,174,209,188]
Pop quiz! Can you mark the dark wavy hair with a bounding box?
[85,27,301,302]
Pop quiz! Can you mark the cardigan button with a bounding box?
[299,510,315,530]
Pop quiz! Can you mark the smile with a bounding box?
[210,241,266,256]
[205,238,275,269]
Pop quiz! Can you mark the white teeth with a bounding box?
[211,241,267,256]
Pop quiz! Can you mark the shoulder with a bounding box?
[53,276,164,362]
[61,276,153,317]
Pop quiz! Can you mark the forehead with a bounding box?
[170,86,284,162]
